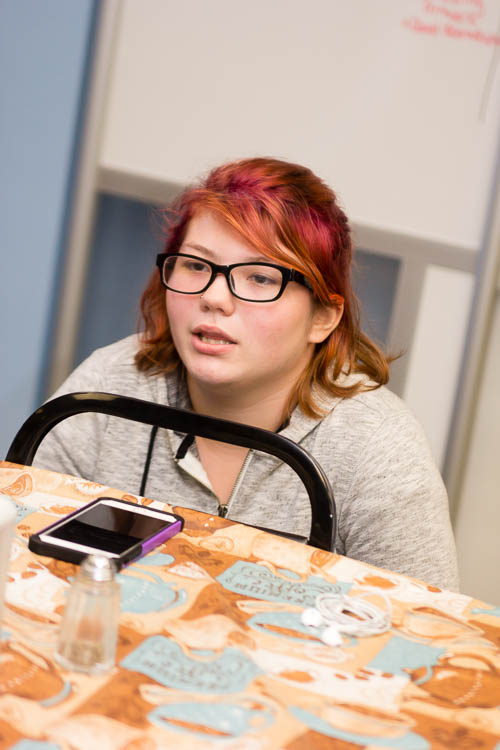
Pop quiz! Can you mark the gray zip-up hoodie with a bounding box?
[34,335,459,591]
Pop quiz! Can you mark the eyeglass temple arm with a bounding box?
[5,392,336,551]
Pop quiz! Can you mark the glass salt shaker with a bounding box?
[56,554,121,674]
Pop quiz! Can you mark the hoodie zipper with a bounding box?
[218,450,253,518]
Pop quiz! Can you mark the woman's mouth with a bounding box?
[192,326,237,347]
[198,333,233,345]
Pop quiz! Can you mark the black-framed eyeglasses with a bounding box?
[156,252,313,302]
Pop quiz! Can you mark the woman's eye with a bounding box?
[248,273,278,286]
[184,260,209,273]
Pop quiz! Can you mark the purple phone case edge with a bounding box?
[141,518,183,554]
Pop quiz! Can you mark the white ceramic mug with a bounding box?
[0,496,16,628]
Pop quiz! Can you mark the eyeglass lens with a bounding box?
[163,255,284,301]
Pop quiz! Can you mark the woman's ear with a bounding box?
[308,303,344,344]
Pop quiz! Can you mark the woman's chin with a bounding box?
[187,367,245,392]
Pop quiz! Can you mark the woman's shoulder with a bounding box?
[319,373,415,426]
[51,335,168,402]
[290,377,424,458]
[308,378,440,486]
[314,377,430,456]
[80,334,141,369]
[343,380,411,419]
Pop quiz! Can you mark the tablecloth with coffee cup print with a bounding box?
[1,461,500,750]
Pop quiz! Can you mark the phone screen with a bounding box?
[44,501,177,555]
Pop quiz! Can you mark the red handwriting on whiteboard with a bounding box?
[402,0,500,46]
[424,0,484,25]
[402,17,439,35]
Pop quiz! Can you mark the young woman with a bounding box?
[34,157,459,590]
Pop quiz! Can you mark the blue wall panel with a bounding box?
[0,0,96,455]
[354,249,400,348]
[74,194,163,367]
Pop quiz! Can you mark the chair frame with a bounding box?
[6,392,336,551]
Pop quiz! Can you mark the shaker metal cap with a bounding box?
[80,554,117,582]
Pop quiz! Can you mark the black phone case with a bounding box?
[28,496,184,567]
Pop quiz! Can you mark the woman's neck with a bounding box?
[186,377,292,432]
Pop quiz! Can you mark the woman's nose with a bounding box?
[199,272,235,313]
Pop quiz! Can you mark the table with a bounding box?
[1,462,500,750]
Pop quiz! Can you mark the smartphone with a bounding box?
[28,496,184,567]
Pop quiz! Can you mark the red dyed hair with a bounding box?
[136,157,390,417]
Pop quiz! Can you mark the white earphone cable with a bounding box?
[301,588,392,644]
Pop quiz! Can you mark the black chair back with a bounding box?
[6,392,336,551]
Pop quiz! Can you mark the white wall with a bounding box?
[99,0,500,250]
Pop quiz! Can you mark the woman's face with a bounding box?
[166,211,339,405]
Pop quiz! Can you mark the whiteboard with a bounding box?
[99,0,500,251]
